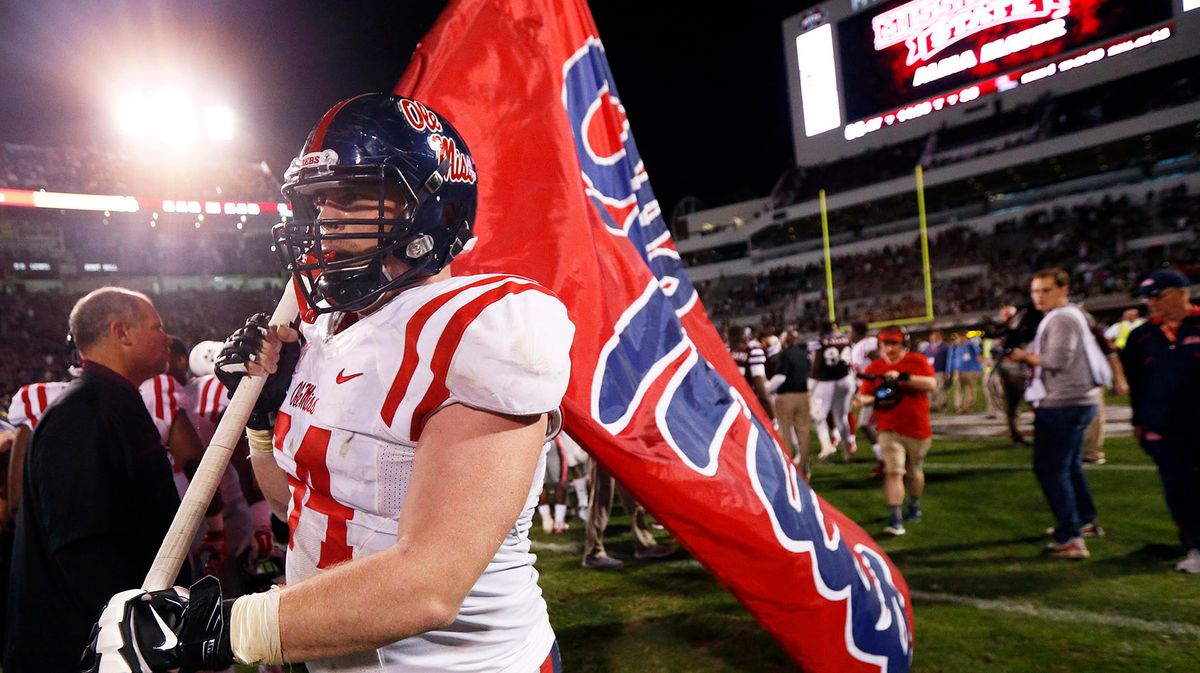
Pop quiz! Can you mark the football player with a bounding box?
[138,337,229,577]
[84,93,573,673]
[807,321,856,461]
[728,325,775,420]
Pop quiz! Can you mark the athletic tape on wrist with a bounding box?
[246,427,274,455]
[230,585,284,665]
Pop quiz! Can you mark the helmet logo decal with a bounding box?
[285,149,339,183]
[430,134,478,185]
[400,99,444,132]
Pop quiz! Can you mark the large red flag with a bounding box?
[396,2,913,670]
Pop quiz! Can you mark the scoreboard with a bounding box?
[784,0,1200,164]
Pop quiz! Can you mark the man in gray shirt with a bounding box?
[1010,268,1111,560]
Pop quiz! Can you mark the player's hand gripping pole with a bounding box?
[143,283,300,591]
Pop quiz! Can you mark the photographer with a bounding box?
[983,302,1042,445]
[858,327,938,537]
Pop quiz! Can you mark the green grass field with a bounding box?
[533,430,1200,672]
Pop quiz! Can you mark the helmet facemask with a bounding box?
[277,163,458,315]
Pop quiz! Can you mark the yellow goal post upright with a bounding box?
[820,164,935,331]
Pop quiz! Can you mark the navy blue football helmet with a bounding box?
[276,93,478,314]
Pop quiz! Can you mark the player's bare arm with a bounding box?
[167,409,207,477]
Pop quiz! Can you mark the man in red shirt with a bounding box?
[858,327,938,536]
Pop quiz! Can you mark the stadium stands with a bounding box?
[0,142,281,201]
[0,287,282,410]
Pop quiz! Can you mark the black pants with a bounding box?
[996,361,1027,440]
[1143,433,1200,550]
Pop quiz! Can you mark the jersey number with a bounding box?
[823,346,851,367]
[278,411,355,568]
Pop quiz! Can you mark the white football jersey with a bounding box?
[850,336,879,375]
[6,381,72,429]
[139,374,181,446]
[186,374,231,447]
[273,274,574,673]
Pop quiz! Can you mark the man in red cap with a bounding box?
[858,327,938,536]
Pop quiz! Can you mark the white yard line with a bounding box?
[911,590,1200,636]
[923,462,1157,472]
[530,540,581,553]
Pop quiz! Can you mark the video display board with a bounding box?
[785,0,1189,147]
[838,0,1174,122]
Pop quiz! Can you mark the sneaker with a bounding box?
[552,522,569,534]
[883,523,906,536]
[905,505,922,522]
[1044,537,1089,559]
[1174,549,1200,574]
[634,544,675,560]
[582,554,624,570]
[1043,522,1104,538]
[1083,456,1107,465]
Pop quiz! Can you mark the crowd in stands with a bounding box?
[701,186,1200,332]
[0,208,279,279]
[769,56,1200,208]
[0,287,282,411]
[0,142,281,201]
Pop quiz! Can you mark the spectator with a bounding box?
[1104,307,1144,350]
[858,327,937,536]
[770,329,813,476]
[1080,322,1129,465]
[1010,268,1112,560]
[948,332,983,414]
[1121,270,1200,574]
[4,287,185,672]
[582,461,674,570]
[922,331,950,411]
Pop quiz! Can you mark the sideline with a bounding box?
[923,462,1157,472]
[911,590,1200,636]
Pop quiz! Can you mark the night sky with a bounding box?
[0,0,821,218]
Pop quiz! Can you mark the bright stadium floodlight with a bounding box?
[158,90,197,146]
[112,87,236,146]
[206,105,234,141]
[115,93,150,134]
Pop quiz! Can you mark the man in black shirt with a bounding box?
[771,329,813,476]
[4,287,184,673]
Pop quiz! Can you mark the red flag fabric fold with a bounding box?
[397,2,914,670]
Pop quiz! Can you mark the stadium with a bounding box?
[0,1,1198,672]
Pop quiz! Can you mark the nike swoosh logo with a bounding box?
[150,606,179,651]
[336,369,364,384]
